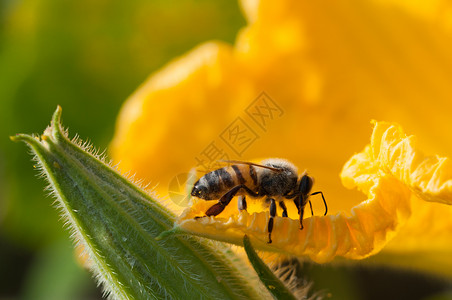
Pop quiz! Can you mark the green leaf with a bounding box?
[243,235,297,300]
[11,106,268,300]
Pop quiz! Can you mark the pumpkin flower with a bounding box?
[110,0,452,276]
[175,121,452,265]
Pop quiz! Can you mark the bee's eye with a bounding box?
[191,187,199,196]
[195,185,209,198]
[191,185,206,197]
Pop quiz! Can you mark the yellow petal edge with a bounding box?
[176,121,452,263]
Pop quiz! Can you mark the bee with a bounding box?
[191,158,328,243]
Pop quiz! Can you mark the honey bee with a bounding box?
[191,158,328,243]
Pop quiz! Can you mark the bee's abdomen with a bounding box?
[230,164,259,189]
[231,165,246,184]
[199,164,259,199]
[213,168,235,189]
[200,167,235,198]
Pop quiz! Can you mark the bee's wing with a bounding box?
[219,160,283,172]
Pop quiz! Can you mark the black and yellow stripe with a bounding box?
[231,165,245,184]
[199,164,261,200]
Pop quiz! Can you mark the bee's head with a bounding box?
[191,182,208,199]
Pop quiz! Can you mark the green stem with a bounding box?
[243,235,297,300]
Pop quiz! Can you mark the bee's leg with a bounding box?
[205,185,242,217]
[308,200,314,216]
[299,205,305,229]
[241,185,260,198]
[298,175,313,230]
[267,198,276,243]
[205,184,256,217]
[238,195,247,212]
[203,185,258,218]
[203,202,227,217]
[293,199,300,215]
[279,201,288,218]
[310,191,328,216]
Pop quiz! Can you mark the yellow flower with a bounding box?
[177,121,452,265]
[110,0,452,275]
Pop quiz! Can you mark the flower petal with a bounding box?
[111,0,452,218]
[366,121,452,204]
[176,121,452,264]
[177,176,410,263]
[111,0,452,272]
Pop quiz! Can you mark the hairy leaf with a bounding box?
[12,106,267,300]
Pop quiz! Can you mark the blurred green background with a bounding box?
[1,1,452,299]
[1,0,244,298]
